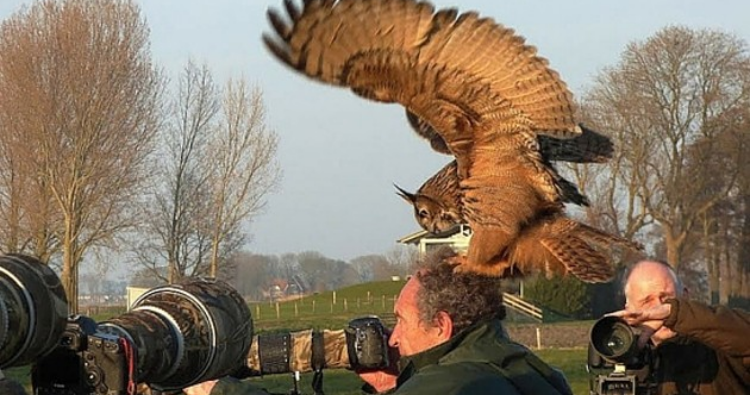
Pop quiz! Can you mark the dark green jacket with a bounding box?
[209,318,572,395]
[387,318,572,394]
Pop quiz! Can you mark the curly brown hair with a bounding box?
[414,247,506,334]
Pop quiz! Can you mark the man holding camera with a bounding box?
[608,259,750,394]
[186,249,572,395]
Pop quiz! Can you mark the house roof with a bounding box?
[396,224,470,245]
[396,229,430,245]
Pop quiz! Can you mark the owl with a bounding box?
[396,124,614,234]
[395,124,637,282]
[263,0,641,280]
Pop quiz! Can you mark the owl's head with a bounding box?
[395,185,461,234]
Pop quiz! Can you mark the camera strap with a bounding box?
[311,330,326,395]
[120,337,137,395]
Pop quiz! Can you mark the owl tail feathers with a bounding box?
[506,215,644,283]
[538,124,614,164]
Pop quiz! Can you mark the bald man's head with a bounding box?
[624,260,684,302]
[623,260,685,345]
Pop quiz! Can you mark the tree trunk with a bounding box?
[738,194,750,295]
[210,236,220,278]
[664,228,683,269]
[62,221,79,313]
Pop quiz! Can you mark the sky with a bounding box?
[2,0,750,264]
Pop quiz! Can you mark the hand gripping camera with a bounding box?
[587,316,657,395]
[0,253,254,394]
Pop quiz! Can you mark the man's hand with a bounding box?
[355,338,400,394]
[183,379,218,395]
[607,303,673,348]
[357,369,398,393]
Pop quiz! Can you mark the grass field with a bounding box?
[239,348,590,395]
[4,281,594,394]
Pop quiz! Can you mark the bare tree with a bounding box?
[0,0,163,312]
[136,60,219,283]
[579,26,750,273]
[205,80,281,277]
[384,245,419,277]
[138,63,280,282]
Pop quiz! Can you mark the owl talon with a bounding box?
[450,256,510,277]
[446,253,469,268]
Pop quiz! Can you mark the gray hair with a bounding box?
[414,247,506,335]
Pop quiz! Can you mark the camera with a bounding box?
[0,253,254,394]
[247,315,390,375]
[243,315,390,395]
[587,316,656,395]
[0,254,69,370]
[1,253,391,395]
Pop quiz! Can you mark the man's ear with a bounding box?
[433,311,453,341]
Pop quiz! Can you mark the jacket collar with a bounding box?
[396,317,506,385]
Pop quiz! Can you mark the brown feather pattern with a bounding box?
[264,0,637,282]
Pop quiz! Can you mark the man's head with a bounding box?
[388,249,505,357]
[623,259,686,345]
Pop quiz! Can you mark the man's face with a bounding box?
[624,262,679,344]
[388,278,445,357]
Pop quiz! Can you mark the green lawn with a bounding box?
[240,348,590,395]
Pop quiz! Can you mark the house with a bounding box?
[397,224,542,322]
[397,224,472,257]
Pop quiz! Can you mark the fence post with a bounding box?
[381,295,386,310]
[333,291,337,305]
[536,327,542,350]
[255,305,260,320]
[344,298,348,312]
[275,302,280,320]
[312,300,316,313]
[294,303,298,317]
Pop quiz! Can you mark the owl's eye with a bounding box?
[418,209,429,218]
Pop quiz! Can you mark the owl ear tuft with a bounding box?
[394,184,417,204]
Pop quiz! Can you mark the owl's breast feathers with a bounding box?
[459,133,564,233]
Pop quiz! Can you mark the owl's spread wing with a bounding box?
[263,0,582,165]
[507,213,644,283]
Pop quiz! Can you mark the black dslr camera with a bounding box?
[32,316,128,395]
[587,316,656,395]
[344,316,390,370]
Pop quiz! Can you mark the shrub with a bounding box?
[524,275,591,319]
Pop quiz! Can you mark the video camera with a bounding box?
[587,316,657,395]
[0,253,392,395]
[0,253,254,394]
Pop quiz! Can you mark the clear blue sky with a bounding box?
[2,1,750,263]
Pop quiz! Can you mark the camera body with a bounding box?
[33,316,129,395]
[345,316,390,371]
[588,316,657,395]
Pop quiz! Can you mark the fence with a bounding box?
[249,291,398,323]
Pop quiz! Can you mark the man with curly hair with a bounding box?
[186,248,572,395]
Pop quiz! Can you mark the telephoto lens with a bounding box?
[0,254,68,369]
[97,279,253,391]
